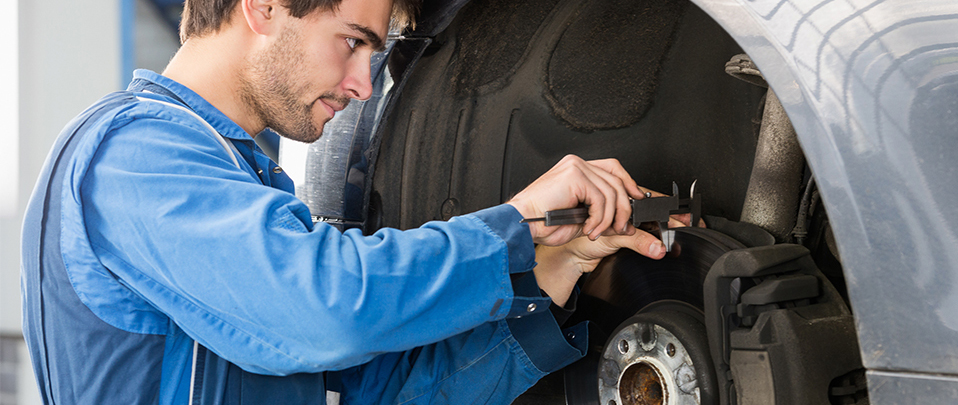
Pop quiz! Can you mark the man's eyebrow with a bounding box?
[347,23,386,52]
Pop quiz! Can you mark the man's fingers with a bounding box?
[588,165,634,234]
[510,155,653,245]
[598,229,667,260]
[588,158,644,198]
[579,159,635,236]
[669,217,686,228]
[572,161,619,239]
[600,223,636,237]
[668,213,706,228]
[579,180,606,238]
[589,159,645,233]
[637,186,668,198]
[582,180,614,240]
[550,156,639,240]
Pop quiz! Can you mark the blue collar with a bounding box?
[128,69,258,143]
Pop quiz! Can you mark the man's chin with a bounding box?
[302,122,327,143]
[272,128,323,143]
[287,133,324,144]
[268,121,325,144]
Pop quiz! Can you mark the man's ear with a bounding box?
[242,0,281,36]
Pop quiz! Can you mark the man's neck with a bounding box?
[162,33,264,137]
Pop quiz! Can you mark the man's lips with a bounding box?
[318,99,336,117]
[317,96,350,117]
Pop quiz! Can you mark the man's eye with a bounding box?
[346,38,360,50]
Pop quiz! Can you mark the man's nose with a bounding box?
[343,58,373,101]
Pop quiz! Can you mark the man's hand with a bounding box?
[533,210,701,307]
[507,155,643,245]
[533,225,665,307]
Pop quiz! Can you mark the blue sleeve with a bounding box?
[74,109,556,376]
[334,273,588,405]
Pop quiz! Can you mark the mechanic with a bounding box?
[20,0,673,403]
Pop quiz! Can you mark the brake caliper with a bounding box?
[704,244,865,405]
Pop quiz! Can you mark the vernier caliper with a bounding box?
[520,181,701,252]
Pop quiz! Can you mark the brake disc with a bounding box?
[565,227,744,405]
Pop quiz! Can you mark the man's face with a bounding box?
[241,0,392,143]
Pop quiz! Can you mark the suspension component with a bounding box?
[726,53,805,242]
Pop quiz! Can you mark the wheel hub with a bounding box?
[599,323,701,405]
[565,228,739,405]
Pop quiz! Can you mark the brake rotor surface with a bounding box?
[564,227,743,405]
[569,227,743,335]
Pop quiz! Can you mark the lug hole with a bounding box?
[667,343,675,357]
[618,339,630,354]
[641,327,653,344]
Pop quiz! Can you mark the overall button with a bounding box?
[272,166,283,174]
[527,303,537,312]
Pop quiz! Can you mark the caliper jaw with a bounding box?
[632,181,701,252]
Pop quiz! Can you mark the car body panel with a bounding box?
[867,370,958,402]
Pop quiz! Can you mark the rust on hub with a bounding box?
[619,362,665,405]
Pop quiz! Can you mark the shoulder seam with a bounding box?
[134,96,242,170]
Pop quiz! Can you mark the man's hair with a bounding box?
[179,0,419,43]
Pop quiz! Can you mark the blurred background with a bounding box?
[0,1,185,403]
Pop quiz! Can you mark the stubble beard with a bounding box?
[241,26,327,143]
